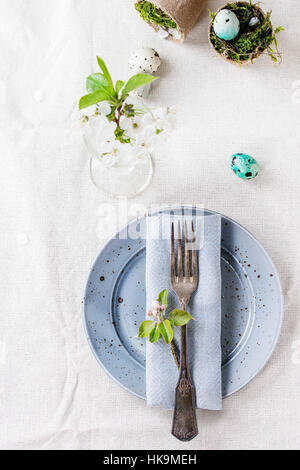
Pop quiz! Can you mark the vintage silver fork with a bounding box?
[171,220,198,442]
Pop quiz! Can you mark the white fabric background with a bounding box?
[0,0,299,450]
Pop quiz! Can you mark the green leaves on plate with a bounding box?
[138,320,156,338]
[138,318,174,345]
[149,324,160,343]
[169,309,193,327]
[157,289,168,308]
[159,319,173,344]
[137,289,194,347]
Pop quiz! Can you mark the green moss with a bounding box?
[209,2,284,64]
[135,1,177,30]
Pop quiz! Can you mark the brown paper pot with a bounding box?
[208,2,266,65]
[136,0,208,42]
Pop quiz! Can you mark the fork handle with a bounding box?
[171,325,198,442]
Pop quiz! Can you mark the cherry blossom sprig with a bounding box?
[138,289,193,369]
[79,57,175,167]
[79,56,157,143]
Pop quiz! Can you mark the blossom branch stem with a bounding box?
[115,106,122,127]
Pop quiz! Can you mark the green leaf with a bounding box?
[169,309,193,327]
[115,80,125,95]
[114,126,131,144]
[107,105,117,121]
[86,73,109,94]
[138,320,155,338]
[275,26,285,34]
[97,56,114,94]
[149,324,160,343]
[159,319,173,344]
[207,8,216,20]
[121,73,158,97]
[157,289,168,307]
[79,89,111,110]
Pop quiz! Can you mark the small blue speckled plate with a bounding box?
[83,208,283,399]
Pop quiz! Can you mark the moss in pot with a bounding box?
[208,1,284,65]
[135,1,177,30]
[134,0,207,42]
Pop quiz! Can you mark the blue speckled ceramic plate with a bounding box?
[83,208,283,399]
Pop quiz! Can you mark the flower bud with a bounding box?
[152,300,161,311]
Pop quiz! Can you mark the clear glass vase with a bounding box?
[83,116,153,199]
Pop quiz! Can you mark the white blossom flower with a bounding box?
[100,138,136,171]
[140,106,176,143]
[133,127,156,164]
[97,102,112,116]
[82,101,176,171]
[120,115,145,140]
[152,106,175,131]
[83,118,117,165]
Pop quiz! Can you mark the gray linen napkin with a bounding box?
[146,213,222,410]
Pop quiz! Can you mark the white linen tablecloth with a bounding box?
[1,0,300,450]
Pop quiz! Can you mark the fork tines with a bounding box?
[171,220,198,284]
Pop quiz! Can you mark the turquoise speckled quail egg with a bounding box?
[230,153,260,180]
[213,9,240,41]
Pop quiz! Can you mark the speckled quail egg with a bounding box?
[230,153,260,180]
[129,48,161,74]
[213,9,240,41]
